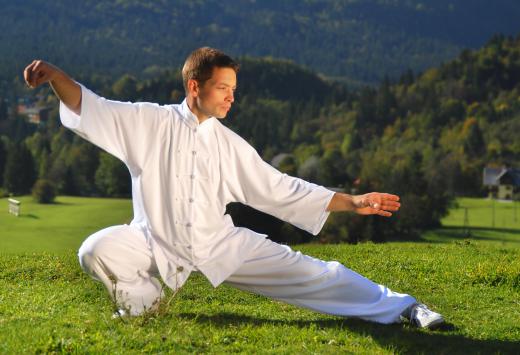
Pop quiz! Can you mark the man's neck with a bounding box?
[186,96,209,124]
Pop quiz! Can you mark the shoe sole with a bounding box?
[421,317,445,329]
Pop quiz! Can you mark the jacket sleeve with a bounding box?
[59,83,169,172]
[223,129,335,235]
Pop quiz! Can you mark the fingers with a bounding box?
[361,206,393,217]
[371,205,399,213]
[377,210,392,217]
[358,192,401,217]
[374,206,395,216]
[381,200,400,211]
[32,60,48,87]
[23,60,37,87]
[23,60,49,88]
[381,193,400,201]
[24,61,40,88]
[367,193,401,210]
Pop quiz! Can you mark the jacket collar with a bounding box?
[179,98,199,129]
[179,98,216,129]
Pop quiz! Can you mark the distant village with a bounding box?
[15,96,52,125]
[1,88,52,124]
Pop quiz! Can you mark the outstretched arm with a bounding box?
[23,60,81,115]
[24,60,173,170]
[326,192,401,217]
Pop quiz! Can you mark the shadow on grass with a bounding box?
[20,213,39,219]
[443,225,520,234]
[178,312,519,354]
[52,201,75,206]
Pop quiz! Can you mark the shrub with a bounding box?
[32,179,56,204]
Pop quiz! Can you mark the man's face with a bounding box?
[194,67,237,119]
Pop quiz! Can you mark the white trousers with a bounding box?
[78,225,416,324]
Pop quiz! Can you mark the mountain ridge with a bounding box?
[2,0,520,85]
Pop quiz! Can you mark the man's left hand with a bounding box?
[352,193,401,217]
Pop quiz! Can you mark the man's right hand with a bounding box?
[24,60,60,88]
[23,60,82,115]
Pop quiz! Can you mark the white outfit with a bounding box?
[60,84,415,323]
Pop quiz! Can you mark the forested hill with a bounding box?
[2,0,520,85]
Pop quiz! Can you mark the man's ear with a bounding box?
[187,79,199,97]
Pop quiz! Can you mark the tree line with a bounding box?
[2,0,520,86]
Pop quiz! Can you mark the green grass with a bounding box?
[423,198,520,248]
[1,243,518,354]
[0,196,132,253]
[442,198,520,230]
[0,197,519,353]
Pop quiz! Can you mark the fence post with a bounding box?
[514,197,517,223]
[491,198,495,228]
[463,207,471,237]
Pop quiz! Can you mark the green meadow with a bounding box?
[0,196,132,253]
[426,197,520,248]
[0,196,519,354]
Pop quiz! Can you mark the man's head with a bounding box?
[182,47,239,121]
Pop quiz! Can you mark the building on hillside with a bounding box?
[483,166,520,200]
[17,103,51,124]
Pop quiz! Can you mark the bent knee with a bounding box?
[78,250,99,277]
[77,225,128,276]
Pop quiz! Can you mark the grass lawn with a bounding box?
[0,196,519,353]
[424,198,520,248]
[0,195,132,253]
[442,198,520,230]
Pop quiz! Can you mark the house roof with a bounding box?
[483,167,520,186]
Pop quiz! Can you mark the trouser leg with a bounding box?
[224,238,416,324]
[78,225,163,315]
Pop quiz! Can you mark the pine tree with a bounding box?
[3,142,37,195]
[95,152,130,197]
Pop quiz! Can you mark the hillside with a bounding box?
[2,0,520,85]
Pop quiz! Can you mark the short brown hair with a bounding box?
[182,47,239,93]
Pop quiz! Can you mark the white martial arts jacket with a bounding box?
[60,84,335,290]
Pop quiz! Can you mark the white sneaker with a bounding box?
[112,309,127,319]
[408,303,445,329]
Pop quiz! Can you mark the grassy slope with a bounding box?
[0,197,519,353]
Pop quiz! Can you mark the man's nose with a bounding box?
[227,89,234,103]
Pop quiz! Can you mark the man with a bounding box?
[23,47,444,329]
